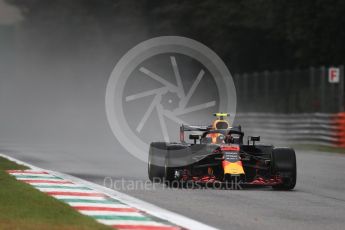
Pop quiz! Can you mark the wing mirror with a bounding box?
[248,136,260,145]
[189,134,200,144]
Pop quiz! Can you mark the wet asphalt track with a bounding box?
[2,145,345,230]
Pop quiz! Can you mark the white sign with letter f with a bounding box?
[328,67,340,83]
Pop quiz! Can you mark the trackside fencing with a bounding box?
[233,65,344,113]
[234,113,345,148]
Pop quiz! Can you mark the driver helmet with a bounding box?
[212,113,230,130]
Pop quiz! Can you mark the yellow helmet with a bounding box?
[212,113,230,130]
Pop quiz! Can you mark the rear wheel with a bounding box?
[271,148,297,190]
[148,142,168,182]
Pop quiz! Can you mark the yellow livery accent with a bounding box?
[223,161,245,175]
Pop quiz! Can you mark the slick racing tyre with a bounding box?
[164,157,176,183]
[148,142,168,182]
[164,144,191,183]
[271,148,297,190]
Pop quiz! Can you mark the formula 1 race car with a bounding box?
[148,113,296,190]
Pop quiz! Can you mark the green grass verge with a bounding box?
[0,156,112,230]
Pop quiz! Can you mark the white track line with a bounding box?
[97,219,168,226]
[0,153,219,230]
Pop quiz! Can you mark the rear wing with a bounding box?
[180,124,210,142]
[180,124,209,132]
[180,124,243,143]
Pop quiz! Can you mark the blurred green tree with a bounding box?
[7,0,345,73]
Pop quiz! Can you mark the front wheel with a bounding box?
[164,157,177,183]
[148,142,168,182]
[164,144,190,184]
[271,148,297,190]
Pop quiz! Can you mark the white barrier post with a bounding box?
[339,65,344,112]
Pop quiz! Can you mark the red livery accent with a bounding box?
[250,176,282,185]
[220,145,240,151]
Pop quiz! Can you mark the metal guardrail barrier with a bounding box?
[234,113,345,147]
